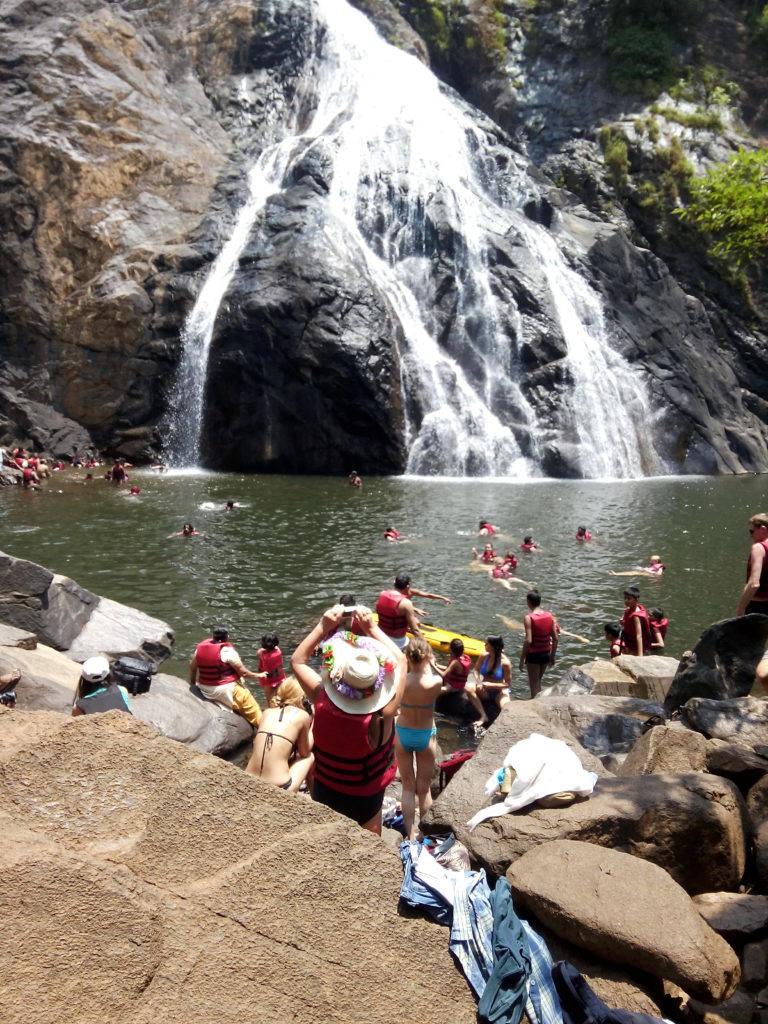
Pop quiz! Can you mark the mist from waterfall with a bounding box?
[164,0,663,478]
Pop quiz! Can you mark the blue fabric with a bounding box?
[522,921,564,1024]
[477,878,532,1024]
[395,722,436,752]
[552,961,667,1024]
[449,869,494,999]
[398,840,452,925]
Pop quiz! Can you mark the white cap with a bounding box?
[81,656,110,683]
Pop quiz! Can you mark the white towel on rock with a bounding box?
[467,732,598,830]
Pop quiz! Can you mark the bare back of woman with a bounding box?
[395,637,442,839]
[245,680,313,792]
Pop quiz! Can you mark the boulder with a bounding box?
[680,697,768,748]
[507,840,741,1002]
[665,617,768,713]
[687,989,757,1024]
[0,711,476,1024]
[747,776,768,893]
[692,892,768,938]
[427,758,748,893]
[616,723,709,776]
[607,654,679,700]
[705,739,768,792]
[531,694,665,755]
[0,550,173,663]
[0,622,37,649]
[741,939,768,990]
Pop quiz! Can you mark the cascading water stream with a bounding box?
[164,0,664,478]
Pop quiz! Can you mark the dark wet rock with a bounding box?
[665,616,768,714]
[680,698,768,749]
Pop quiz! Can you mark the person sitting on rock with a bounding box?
[245,679,313,792]
[0,667,21,709]
[474,635,512,711]
[436,638,488,726]
[72,657,132,716]
[189,626,263,728]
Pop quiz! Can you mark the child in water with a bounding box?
[649,608,668,650]
[604,622,623,659]
[257,632,286,707]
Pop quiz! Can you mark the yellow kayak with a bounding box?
[371,614,485,657]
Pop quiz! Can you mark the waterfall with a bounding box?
[164,0,664,478]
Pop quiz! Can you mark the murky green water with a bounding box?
[2,470,765,703]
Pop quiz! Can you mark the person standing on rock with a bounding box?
[737,514,768,616]
[520,590,558,697]
[395,636,441,839]
[292,605,405,835]
[189,626,263,728]
[620,587,651,657]
[375,573,452,649]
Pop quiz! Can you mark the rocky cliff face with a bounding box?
[0,0,766,474]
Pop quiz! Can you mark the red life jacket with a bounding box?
[609,638,625,659]
[443,654,471,690]
[195,640,240,686]
[576,531,592,541]
[480,550,495,563]
[621,605,652,655]
[482,524,497,535]
[503,554,518,569]
[312,689,396,796]
[492,566,510,579]
[376,590,408,637]
[650,617,668,639]
[520,543,537,551]
[747,541,768,599]
[259,647,285,685]
[384,529,400,539]
[529,611,554,653]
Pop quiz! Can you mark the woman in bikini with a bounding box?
[395,637,442,840]
[474,635,512,711]
[245,679,314,792]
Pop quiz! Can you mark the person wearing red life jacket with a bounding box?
[520,590,558,697]
[609,554,665,577]
[575,525,592,542]
[471,542,496,563]
[502,551,518,570]
[292,605,406,835]
[649,608,668,650]
[737,513,768,616]
[383,526,401,542]
[478,520,497,536]
[189,626,263,728]
[375,573,451,649]
[256,631,286,707]
[436,638,489,726]
[620,587,652,656]
[519,535,540,552]
[21,463,39,489]
[604,622,624,659]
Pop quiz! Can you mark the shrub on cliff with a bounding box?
[676,148,768,268]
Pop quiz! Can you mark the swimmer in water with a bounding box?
[575,525,593,542]
[609,555,665,577]
[167,522,206,539]
[224,500,237,510]
[383,526,401,541]
[519,535,540,552]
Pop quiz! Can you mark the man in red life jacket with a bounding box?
[189,626,263,727]
[375,573,451,649]
[620,587,652,656]
[737,513,768,617]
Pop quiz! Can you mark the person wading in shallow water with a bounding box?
[375,573,452,649]
[520,590,558,697]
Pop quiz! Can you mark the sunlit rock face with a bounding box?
[1,0,767,476]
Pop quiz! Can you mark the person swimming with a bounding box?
[575,526,593,541]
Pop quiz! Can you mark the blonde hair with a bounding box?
[749,514,768,529]
[275,678,305,708]
[405,636,432,664]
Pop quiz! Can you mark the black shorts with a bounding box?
[744,601,768,617]
[525,651,551,665]
[312,780,385,826]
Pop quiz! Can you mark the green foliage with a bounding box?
[647,118,660,143]
[747,2,768,50]
[599,126,629,189]
[605,0,703,96]
[649,104,724,131]
[669,64,740,107]
[676,149,768,268]
[402,1,452,54]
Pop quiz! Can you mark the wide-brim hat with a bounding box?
[321,632,398,715]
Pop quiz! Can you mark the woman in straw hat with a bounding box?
[245,679,314,792]
[292,604,406,835]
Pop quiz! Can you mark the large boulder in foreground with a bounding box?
[0,641,253,756]
[508,840,741,1002]
[664,616,768,713]
[0,711,475,1024]
[0,549,173,662]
